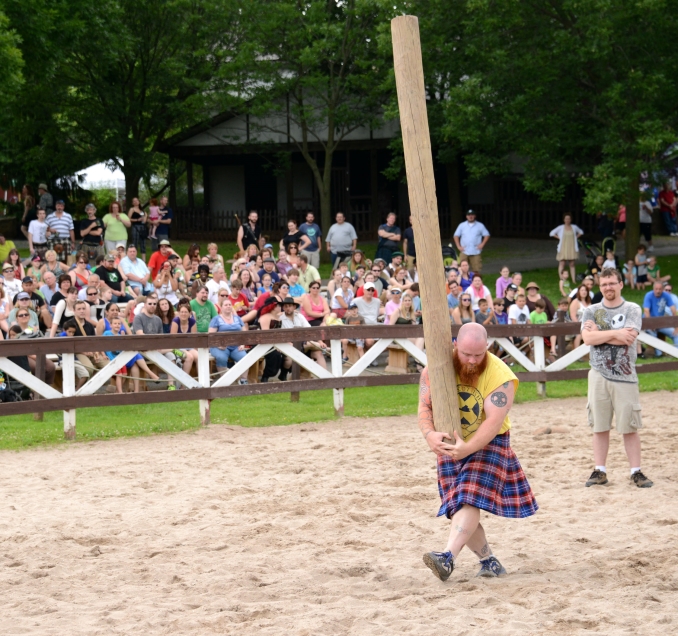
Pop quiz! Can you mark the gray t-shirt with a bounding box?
[581,300,642,383]
[354,297,380,325]
[133,312,164,335]
[326,222,357,252]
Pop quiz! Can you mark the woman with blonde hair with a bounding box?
[389,292,424,350]
[207,242,224,270]
[40,250,66,280]
[452,292,476,325]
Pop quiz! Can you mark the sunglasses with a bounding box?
[146,302,158,306]
[4,268,14,272]
[219,293,229,297]
[461,298,471,302]
[17,313,29,318]
[310,285,320,289]
[87,292,98,296]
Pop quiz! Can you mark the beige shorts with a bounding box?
[586,369,642,434]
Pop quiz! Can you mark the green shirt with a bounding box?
[190,299,217,333]
[530,310,548,324]
[0,240,17,263]
[102,213,130,241]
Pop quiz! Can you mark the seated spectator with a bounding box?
[503,283,518,310]
[190,285,218,333]
[389,292,424,350]
[341,303,366,361]
[467,275,492,311]
[78,274,100,301]
[2,263,22,299]
[355,272,378,297]
[384,288,402,322]
[511,271,525,295]
[49,287,79,337]
[445,267,459,294]
[258,257,280,285]
[96,254,133,302]
[154,258,181,306]
[297,254,321,292]
[120,244,152,294]
[349,249,370,275]
[643,281,678,354]
[40,249,67,282]
[354,282,382,352]
[447,280,461,316]
[525,281,555,320]
[7,323,56,387]
[206,242,224,271]
[15,276,52,331]
[458,260,474,291]
[326,269,343,298]
[132,296,177,388]
[331,275,354,318]
[276,249,293,277]
[148,239,173,279]
[300,280,330,326]
[0,286,9,334]
[190,264,213,297]
[9,292,39,330]
[51,274,73,308]
[72,300,108,376]
[352,264,367,291]
[95,302,131,336]
[103,316,160,393]
[493,298,508,325]
[205,266,230,305]
[569,284,591,348]
[389,267,413,292]
[384,251,404,278]
[238,268,258,302]
[39,271,58,307]
[529,298,548,324]
[170,303,199,378]
[452,292,475,325]
[228,279,250,317]
[156,298,175,334]
[258,273,274,297]
[549,297,572,359]
[647,256,671,284]
[279,297,329,371]
[495,266,511,299]
[475,298,495,325]
[286,242,301,268]
[590,254,605,285]
[286,269,305,298]
[253,297,290,382]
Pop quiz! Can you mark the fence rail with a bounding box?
[2,318,678,438]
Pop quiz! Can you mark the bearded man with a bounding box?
[418,323,537,581]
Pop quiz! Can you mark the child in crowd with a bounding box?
[147,198,162,240]
[549,297,572,360]
[635,244,649,290]
[104,316,160,393]
[590,254,605,285]
[603,249,617,269]
[492,298,508,325]
[59,319,78,338]
[286,269,305,298]
[475,298,494,325]
[325,312,344,326]
[623,259,637,289]
[558,270,571,297]
[341,303,366,362]
[258,273,273,296]
[227,279,249,317]
[647,256,671,284]
[495,266,511,299]
[529,298,549,325]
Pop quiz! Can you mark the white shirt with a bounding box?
[28,220,48,244]
[3,277,22,298]
[468,284,492,310]
[281,312,311,329]
[508,304,530,325]
[206,278,231,305]
[354,296,381,325]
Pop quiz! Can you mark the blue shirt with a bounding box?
[453,221,490,256]
[447,293,459,309]
[644,291,674,317]
[257,268,280,283]
[289,283,305,298]
[299,222,322,252]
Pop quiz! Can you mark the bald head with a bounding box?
[457,323,487,346]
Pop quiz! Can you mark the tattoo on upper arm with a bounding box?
[502,382,509,388]
[490,391,508,408]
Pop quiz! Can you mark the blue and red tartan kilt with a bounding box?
[437,432,538,519]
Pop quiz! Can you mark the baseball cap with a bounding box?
[16,292,30,300]
[390,288,402,294]
[115,241,126,248]
[55,199,65,205]
[466,209,476,215]
[38,183,49,191]
[22,276,34,284]
[507,283,518,291]
[348,303,358,309]
[159,239,171,247]
[167,253,179,260]
[264,243,273,249]
[392,251,404,258]
[364,282,376,291]
[104,254,116,262]
[264,257,275,263]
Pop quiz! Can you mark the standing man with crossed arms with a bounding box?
[419,323,538,581]
[581,268,653,488]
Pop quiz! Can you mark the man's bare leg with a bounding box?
[592,430,610,466]
[623,432,641,467]
[444,504,480,557]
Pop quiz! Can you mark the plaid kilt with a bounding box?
[46,236,72,256]
[437,432,538,519]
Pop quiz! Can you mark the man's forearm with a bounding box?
[463,416,505,455]
[582,331,635,346]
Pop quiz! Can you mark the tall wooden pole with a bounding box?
[391,15,463,439]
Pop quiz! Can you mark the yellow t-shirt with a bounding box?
[418,352,518,442]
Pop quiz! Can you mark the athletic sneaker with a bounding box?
[423,551,454,581]
[239,378,248,385]
[585,469,608,487]
[631,471,653,488]
[476,556,507,578]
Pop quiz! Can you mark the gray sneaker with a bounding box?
[423,551,454,581]
[585,469,608,487]
[476,556,507,578]
[631,470,653,488]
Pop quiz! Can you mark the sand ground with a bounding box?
[1,393,677,635]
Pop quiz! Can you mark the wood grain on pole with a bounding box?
[391,15,463,439]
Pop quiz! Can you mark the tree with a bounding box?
[235,0,394,230]
[0,4,24,177]
[2,0,243,200]
[413,0,678,259]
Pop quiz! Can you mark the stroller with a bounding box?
[442,243,458,267]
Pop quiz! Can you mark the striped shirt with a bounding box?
[45,212,74,238]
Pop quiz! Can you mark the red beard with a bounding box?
[453,349,488,386]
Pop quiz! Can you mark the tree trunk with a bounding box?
[445,159,463,235]
[122,165,141,207]
[624,174,640,262]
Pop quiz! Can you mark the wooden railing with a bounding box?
[2,318,677,439]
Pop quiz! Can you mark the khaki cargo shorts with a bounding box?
[586,369,642,434]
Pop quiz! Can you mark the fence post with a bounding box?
[62,353,76,439]
[198,347,211,426]
[33,353,45,421]
[290,342,301,402]
[533,336,546,397]
[330,339,344,417]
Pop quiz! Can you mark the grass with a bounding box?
[3,370,678,451]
